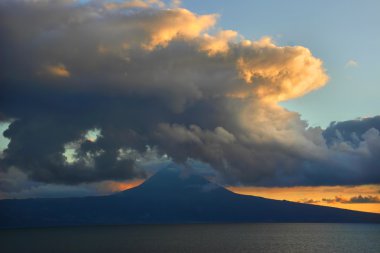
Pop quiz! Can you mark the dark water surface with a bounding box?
[1,223,379,253]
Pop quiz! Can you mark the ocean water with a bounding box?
[1,223,379,253]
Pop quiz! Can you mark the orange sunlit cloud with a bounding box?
[45,64,70,78]
[97,179,145,193]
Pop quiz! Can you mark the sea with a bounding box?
[1,223,379,253]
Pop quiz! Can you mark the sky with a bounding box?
[182,0,380,127]
[0,0,379,213]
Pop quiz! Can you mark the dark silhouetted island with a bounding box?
[1,168,379,228]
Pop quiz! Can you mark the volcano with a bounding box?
[0,168,379,228]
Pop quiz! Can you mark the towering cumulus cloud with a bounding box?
[0,0,379,191]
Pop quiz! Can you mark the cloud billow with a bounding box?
[0,0,379,189]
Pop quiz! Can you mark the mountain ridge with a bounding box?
[1,167,379,228]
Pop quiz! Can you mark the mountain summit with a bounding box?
[1,168,379,228]
[117,167,231,197]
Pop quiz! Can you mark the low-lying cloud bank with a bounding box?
[300,195,380,204]
[318,195,380,204]
[0,1,379,195]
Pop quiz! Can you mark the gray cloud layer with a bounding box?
[0,0,379,190]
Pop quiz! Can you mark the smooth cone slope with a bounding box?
[1,168,379,228]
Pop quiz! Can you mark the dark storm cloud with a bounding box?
[323,116,380,147]
[2,112,145,184]
[0,0,379,190]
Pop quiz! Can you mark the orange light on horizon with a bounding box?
[227,185,380,214]
[115,179,145,191]
[101,179,145,193]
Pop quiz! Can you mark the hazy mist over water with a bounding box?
[1,223,379,253]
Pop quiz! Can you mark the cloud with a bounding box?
[346,195,380,203]
[199,30,238,55]
[323,116,380,147]
[345,59,358,68]
[45,64,70,78]
[322,196,349,204]
[322,195,380,204]
[0,0,379,194]
[104,0,165,10]
[235,37,328,102]
[299,198,320,204]
[138,8,218,50]
[0,167,143,199]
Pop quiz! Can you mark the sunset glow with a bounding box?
[228,185,380,214]
[103,179,145,192]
